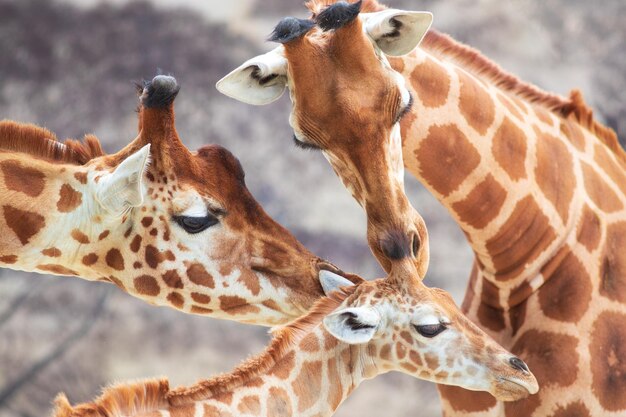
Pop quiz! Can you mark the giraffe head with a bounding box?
[320,264,539,401]
[0,74,359,325]
[217,0,432,276]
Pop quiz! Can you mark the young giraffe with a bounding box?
[218,0,626,415]
[54,264,538,417]
[0,74,358,326]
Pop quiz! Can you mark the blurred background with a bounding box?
[0,0,623,416]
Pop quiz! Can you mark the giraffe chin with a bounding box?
[491,376,540,401]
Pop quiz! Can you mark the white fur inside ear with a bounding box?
[319,270,355,296]
[323,307,380,344]
[96,144,150,217]
[216,47,288,105]
[362,10,433,56]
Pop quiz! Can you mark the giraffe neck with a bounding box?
[395,47,595,293]
[0,153,109,279]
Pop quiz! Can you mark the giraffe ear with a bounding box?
[96,145,151,217]
[362,10,433,56]
[216,47,288,105]
[323,306,380,344]
[319,270,356,296]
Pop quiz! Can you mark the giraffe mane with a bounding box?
[0,120,106,165]
[166,284,357,406]
[305,0,625,165]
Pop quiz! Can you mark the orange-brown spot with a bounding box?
[163,269,184,289]
[582,161,624,213]
[498,93,523,121]
[267,387,292,417]
[70,229,90,244]
[560,119,586,151]
[409,351,423,367]
[187,263,215,288]
[98,230,110,241]
[589,311,626,411]
[3,206,45,244]
[237,270,261,296]
[141,216,153,227]
[218,295,259,315]
[268,351,295,379]
[380,344,392,361]
[508,282,530,336]
[594,143,626,188]
[190,305,213,314]
[417,124,480,197]
[548,401,591,417]
[492,117,527,181]
[42,247,61,257]
[105,248,124,271]
[190,292,211,304]
[130,235,142,253]
[36,264,78,276]
[145,245,174,269]
[0,255,17,264]
[327,358,343,410]
[410,57,450,108]
[452,174,506,229]
[74,171,88,184]
[133,275,160,296]
[167,292,184,309]
[292,361,322,412]
[238,396,261,415]
[133,261,142,269]
[1,160,45,197]
[536,132,575,223]
[395,342,406,360]
[486,196,556,280]
[425,353,439,370]
[56,184,82,213]
[576,204,602,251]
[538,246,592,322]
[82,253,98,266]
[457,69,496,135]
[599,221,626,303]
[534,106,554,127]
[503,391,542,417]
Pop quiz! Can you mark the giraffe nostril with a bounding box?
[411,233,420,258]
[509,356,529,373]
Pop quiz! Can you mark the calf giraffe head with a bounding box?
[217,0,432,276]
[0,75,359,325]
[321,263,539,400]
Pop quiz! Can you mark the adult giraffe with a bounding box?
[0,74,358,327]
[217,0,626,415]
[55,265,538,417]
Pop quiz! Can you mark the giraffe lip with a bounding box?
[496,376,539,399]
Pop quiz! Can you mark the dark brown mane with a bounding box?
[305,0,625,165]
[53,285,358,416]
[0,120,106,165]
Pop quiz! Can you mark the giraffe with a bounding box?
[54,264,539,417]
[217,0,626,415]
[0,74,360,327]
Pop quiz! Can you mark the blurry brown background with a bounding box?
[0,0,624,416]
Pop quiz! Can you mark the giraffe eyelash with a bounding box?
[293,134,322,151]
[393,93,414,125]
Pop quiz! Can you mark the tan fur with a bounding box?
[0,120,106,165]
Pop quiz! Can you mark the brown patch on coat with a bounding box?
[438,385,497,413]
[130,235,142,252]
[56,184,83,212]
[145,245,175,269]
[98,230,110,241]
[187,263,215,288]
[560,119,585,151]
[70,229,90,244]
[0,255,17,264]
[219,295,259,315]
[191,292,211,304]
[457,69,496,135]
[452,174,506,229]
[581,161,624,213]
[167,292,184,309]
[237,396,261,415]
[492,117,527,181]
[595,143,626,186]
[599,221,626,303]
[74,171,88,184]
[105,248,124,271]
[576,204,602,251]
[141,216,153,227]
[292,360,322,412]
[0,160,45,197]
[267,387,292,417]
[133,275,160,296]
[410,57,450,108]
[549,401,591,417]
[82,253,98,266]
[535,132,575,224]
[498,93,524,121]
[163,269,184,289]
[42,247,61,257]
[3,205,45,244]
[589,311,626,411]
[237,270,261,296]
[268,351,295,380]
[486,196,556,280]
[417,124,480,197]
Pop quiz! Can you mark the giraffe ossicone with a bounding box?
[0,73,360,327]
[54,265,538,417]
[219,0,626,415]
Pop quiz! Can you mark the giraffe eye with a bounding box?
[414,323,447,338]
[173,215,218,234]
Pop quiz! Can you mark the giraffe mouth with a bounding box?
[493,376,539,401]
